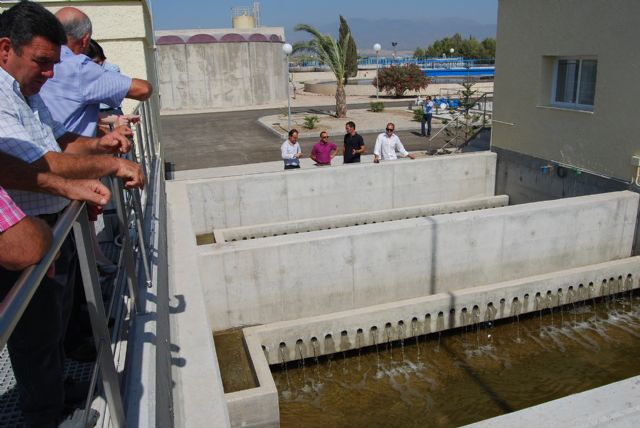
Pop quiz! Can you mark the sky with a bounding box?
[151,0,498,30]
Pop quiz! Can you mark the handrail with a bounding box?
[0,200,83,348]
[0,98,165,427]
[428,91,493,152]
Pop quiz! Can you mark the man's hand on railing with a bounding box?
[115,158,145,189]
[59,178,112,209]
[100,114,141,127]
[98,126,133,155]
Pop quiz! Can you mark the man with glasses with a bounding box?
[310,131,338,166]
[373,123,416,163]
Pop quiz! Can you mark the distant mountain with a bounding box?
[285,17,496,56]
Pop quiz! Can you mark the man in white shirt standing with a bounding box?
[421,95,434,137]
[373,123,416,163]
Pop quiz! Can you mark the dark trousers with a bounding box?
[0,233,78,427]
[421,113,433,136]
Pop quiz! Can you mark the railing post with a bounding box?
[110,176,143,314]
[142,102,156,160]
[73,205,127,428]
[132,123,149,183]
[131,186,153,289]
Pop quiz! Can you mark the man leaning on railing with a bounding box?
[0,2,144,427]
[0,152,111,270]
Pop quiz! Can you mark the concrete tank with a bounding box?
[232,14,255,29]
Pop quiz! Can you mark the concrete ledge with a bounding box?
[245,256,640,364]
[166,182,230,428]
[215,195,509,242]
[464,375,640,427]
[224,334,279,428]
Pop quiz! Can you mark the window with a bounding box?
[552,58,597,109]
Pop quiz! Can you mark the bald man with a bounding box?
[40,6,152,137]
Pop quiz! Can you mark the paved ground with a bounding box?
[162,100,453,171]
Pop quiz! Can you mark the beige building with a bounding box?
[492,0,640,211]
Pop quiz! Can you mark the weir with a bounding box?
[165,153,640,427]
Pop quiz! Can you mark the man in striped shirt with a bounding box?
[40,7,153,137]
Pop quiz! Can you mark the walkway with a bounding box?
[162,100,452,171]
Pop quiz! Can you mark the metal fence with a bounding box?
[0,99,169,428]
[290,57,495,70]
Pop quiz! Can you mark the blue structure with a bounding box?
[291,56,495,78]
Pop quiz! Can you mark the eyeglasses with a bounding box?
[386,128,394,132]
[321,135,328,139]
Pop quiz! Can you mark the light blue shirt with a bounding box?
[100,61,122,111]
[0,66,69,215]
[40,45,132,136]
[423,100,434,114]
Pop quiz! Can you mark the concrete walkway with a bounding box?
[161,100,455,171]
[258,106,444,139]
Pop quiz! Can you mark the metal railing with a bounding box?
[0,98,168,427]
[428,92,493,153]
[290,57,496,71]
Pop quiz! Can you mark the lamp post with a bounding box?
[282,43,293,130]
[391,41,398,61]
[373,43,381,100]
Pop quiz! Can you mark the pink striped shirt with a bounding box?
[0,186,25,232]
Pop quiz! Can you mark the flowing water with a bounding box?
[272,295,640,427]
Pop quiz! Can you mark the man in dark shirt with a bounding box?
[343,121,365,163]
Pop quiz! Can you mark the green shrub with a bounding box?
[413,108,424,122]
[303,114,319,129]
[369,101,385,112]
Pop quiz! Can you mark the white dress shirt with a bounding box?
[0,67,69,215]
[373,132,409,161]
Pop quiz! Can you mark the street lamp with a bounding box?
[391,41,398,60]
[282,43,293,130]
[449,48,455,57]
[373,43,381,100]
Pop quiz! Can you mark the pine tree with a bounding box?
[339,15,358,84]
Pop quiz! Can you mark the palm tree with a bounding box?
[293,23,350,118]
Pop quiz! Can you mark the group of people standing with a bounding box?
[280,120,415,169]
[0,2,153,426]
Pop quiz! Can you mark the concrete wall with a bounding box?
[215,196,509,243]
[492,0,640,181]
[493,147,640,255]
[198,191,639,330]
[157,41,287,111]
[247,257,640,364]
[186,152,497,233]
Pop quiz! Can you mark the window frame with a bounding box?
[550,56,597,111]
